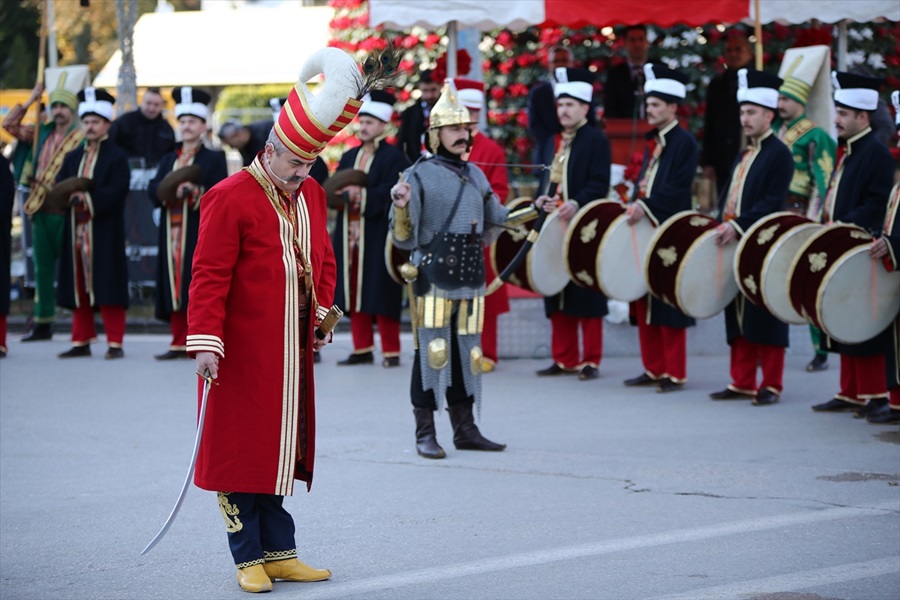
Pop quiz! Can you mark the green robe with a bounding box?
[773,115,837,219]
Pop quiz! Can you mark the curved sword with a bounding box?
[141,370,214,555]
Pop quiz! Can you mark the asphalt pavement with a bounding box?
[1,332,898,600]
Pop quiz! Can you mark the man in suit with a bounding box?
[701,29,754,195]
[604,25,650,120]
[396,70,442,164]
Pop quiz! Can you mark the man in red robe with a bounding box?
[457,78,510,373]
[188,48,361,593]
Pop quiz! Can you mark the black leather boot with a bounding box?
[413,408,446,459]
[21,323,53,342]
[447,403,506,451]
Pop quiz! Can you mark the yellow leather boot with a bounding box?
[263,558,331,582]
[236,564,273,593]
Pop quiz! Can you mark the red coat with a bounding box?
[187,167,336,495]
[469,131,510,316]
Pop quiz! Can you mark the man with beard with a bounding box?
[331,90,409,367]
[55,88,131,359]
[2,77,84,342]
[810,72,893,419]
[109,87,175,168]
[148,87,228,360]
[534,67,611,382]
[622,64,697,393]
[390,80,525,459]
[710,69,793,406]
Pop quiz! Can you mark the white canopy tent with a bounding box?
[368,0,900,76]
[93,5,333,88]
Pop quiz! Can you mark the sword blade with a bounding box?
[140,375,212,555]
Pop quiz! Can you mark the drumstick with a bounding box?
[872,258,877,320]
[716,245,723,298]
[630,223,641,271]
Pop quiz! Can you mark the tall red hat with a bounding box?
[275,48,365,160]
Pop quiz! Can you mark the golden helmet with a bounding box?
[428,79,474,130]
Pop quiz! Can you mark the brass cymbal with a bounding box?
[157,164,202,205]
[46,177,93,210]
[322,169,368,208]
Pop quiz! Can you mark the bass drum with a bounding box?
[788,224,900,344]
[734,212,823,324]
[644,210,739,319]
[489,197,569,296]
[564,199,654,301]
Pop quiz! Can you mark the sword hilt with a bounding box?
[315,305,344,340]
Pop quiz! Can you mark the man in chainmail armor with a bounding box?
[390,80,530,459]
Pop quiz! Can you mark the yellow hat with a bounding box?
[428,79,473,130]
[777,46,830,106]
[45,65,90,113]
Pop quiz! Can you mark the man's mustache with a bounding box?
[453,139,467,146]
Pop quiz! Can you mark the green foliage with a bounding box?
[216,84,296,118]
[0,0,40,89]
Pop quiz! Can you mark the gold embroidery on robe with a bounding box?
[217,492,243,533]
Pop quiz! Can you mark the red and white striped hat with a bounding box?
[275,48,364,160]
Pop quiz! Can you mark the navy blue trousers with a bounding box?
[218,492,297,568]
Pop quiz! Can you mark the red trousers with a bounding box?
[0,314,6,353]
[482,314,498,364]
[890,387,900,409]
[168,310,187,350]
[72,253,125,346]
[837,354,887,405]
[550,313,603,370]
[729,336,785,395]
[350,312,400,356]
[634,297,687,382]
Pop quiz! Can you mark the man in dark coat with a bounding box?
[0,155,13,358]
[811,72,893,418]
[534,67,611,381]
[528,46,573,192]
[148,87,228,360]
[710,69,793,406]
[866,94,899,424]
[109,87,175,169]
[396,70,442,164]
[604,25,650,120]
[55,88,131,359]
[701,30,753,195]
[866,99,898,424]
[331,91,409,367]
[623,64,697,393]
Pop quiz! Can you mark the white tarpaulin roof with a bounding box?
[751,1,899,24]
[369,0,899,29]
[94,5,332,88]
[368,0,543,30]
